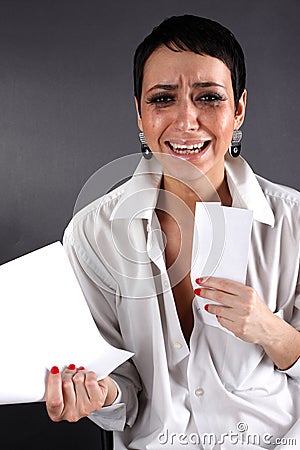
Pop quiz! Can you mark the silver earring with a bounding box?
[139,132,152,159]
[229,130,242,158]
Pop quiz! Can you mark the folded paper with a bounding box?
[191,203,253,333]
[0,242,133,405]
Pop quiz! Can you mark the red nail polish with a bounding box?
[194,288,201,296]
[50,366,59,375]
[204,304,209,312]
[67,364,76,370]
[195,277,203,284]
[78,366,86,371]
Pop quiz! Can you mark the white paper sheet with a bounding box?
[0,242,133,405]
[191,203,253,333]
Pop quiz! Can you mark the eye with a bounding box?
[196,93,226,103]
[146,93,175,106]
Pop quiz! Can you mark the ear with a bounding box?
[134,97,143,131]
[234,89,247,130]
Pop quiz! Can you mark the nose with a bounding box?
[173,99,200,132]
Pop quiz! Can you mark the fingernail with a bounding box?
[67,364,76,370]
[195,278,203,284]
[204,304,209,312]
[50,366,59,375]
[78,366,86,371]
[194,288,201,296]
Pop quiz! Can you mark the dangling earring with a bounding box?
[229,130,242,158]
[139,132,152,159]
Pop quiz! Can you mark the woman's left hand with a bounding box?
[194,276,274,345]
[194,276,300,370]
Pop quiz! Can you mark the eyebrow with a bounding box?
[147,81,225,93]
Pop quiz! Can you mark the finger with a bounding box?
[64,363,77,373]
[196,287,237,307]
[86,371,106,409]
[72,370,91,414]
[73,370,105,413]
[216,315,235,330]
[46,366,64,421]
[72,369,94,403]
[98,376,118,407]
[195,276,245,295]
[61,364,77,409]
[204,303,235,321]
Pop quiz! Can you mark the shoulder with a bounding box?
[62,180,133,286]
[64,179,131,246]
[256,174,300,208]
[256,175,300,231]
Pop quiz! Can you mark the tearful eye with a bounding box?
[146,93,175,106]
[197,93,226,103]
[156,96,171,103]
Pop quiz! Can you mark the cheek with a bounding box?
[142,110,169,136]
[205,110,235,154]
[216,113,235,141]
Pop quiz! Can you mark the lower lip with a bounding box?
[166,142,211,161]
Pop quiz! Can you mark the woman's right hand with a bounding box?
[46,364,118,422]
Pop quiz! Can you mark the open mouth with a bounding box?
[167,141,210,155]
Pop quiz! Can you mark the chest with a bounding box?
[159,215,195,343]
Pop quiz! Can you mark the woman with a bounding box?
[46,15,300,449]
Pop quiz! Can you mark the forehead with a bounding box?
[142,46,232,89]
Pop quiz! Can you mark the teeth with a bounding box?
[169,142,207,154]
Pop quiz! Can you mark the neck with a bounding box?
[161,167,231,214]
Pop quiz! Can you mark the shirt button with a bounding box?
[173,342,182,350]
[195,387,204,397]
[163,279,169,288]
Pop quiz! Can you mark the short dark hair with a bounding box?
[134,15,246,113]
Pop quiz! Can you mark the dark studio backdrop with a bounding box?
[0,1,299,449]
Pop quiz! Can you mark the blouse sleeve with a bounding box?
[278,263,300,381]
[63,227,141,431]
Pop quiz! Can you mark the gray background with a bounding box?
[0,1,299,449]
[0,0,299,266]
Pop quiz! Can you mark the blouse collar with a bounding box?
[110,154,275,227]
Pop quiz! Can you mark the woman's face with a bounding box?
[136,46,246,187]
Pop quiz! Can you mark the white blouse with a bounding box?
[63,155,300,449]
